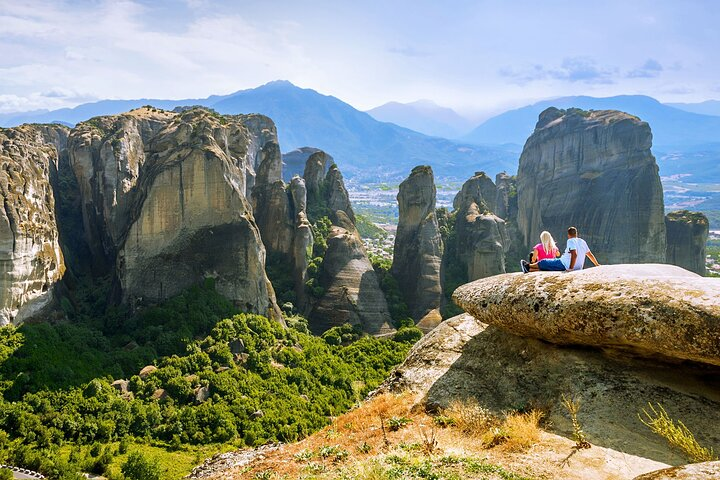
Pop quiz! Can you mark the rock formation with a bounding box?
[310,212,394,335]
[665,210,709,275]
[303,150,331,210]
[323,164,355,225]
[494,172,516,221]
[516,107,666,264]
[67,107,281,318]
[633,462,720,480]
[453,264,720,366]
[0,125,68,324]
[446,172,508,282]
[382,312,720,466]
[392,166,443,324]
[282,147,323,182]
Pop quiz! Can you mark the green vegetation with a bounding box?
[369,254,412,326]
[355,213,388,240]
[436,208,464,318]
[640,403,717,463]
[0,279,413,478]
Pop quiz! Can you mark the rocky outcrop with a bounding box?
[665,210,709,275]
[392,166,443,323]
[453,264,720,366]
[282,147,322,182]
[447,172,508,281]
[303,150,331,208]
[383,312,720,466]
[0,125,68,324]
[494,172,516,221]
[310,212,394,335]
[324,164,355,225]
[67,107,281,318]
[517,108,666,264]
[633,461,720,479]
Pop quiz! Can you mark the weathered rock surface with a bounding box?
[453,264,720,366]
[282,147,323,182]
[0,125,68,324]
[311,212,394,335]
[68,107,280,317]
[303,150,331,207]
[392,166,444,321]
[665,210,709,276]
[448,172,508,281]
[517,108,666,264]
[633,461,720,479]
[494,172,516,221]
[382,313,720,465]
[323,164,355,225]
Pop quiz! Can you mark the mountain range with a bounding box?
[366,99,472,138]
[0,81,518,182]
[462,95,720,148]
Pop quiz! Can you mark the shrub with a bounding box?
[392,326,422,344]
[444,399,497,436]
[640,403,716,463]
[121,451,162,480]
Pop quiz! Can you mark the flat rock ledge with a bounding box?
[452,264,720,366]
[632,460,720,479]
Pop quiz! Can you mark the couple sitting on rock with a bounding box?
[520,227,600,273]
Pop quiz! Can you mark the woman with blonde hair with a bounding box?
[531,231,559,263]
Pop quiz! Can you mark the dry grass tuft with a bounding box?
[639,402,717,463]
[499,410,543,452]
[444,398,498,436]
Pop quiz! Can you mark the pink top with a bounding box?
[534,243,557,260]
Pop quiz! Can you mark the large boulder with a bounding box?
[453,264,720,366]
[310,213,394,335]
[517,108,666,264]
[68,107,281,318]
[382,313,720,466]
[0,125,68,324]
[324,164,355,225]
[392,166,444,322]
[665,210,709,276]
[633,461,720,479]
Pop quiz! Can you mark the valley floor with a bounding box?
[190,393,667,480]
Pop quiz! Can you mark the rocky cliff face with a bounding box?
[311,212,394,335]
[392,166,443,324]
[0,125,68,324]
[517,108,666,264]
[67,107,281,318]
[665,210,708,275]
[448,172,508,281]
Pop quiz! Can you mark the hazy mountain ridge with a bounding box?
[366,99,473,138]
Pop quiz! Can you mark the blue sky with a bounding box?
[1,0,718,117]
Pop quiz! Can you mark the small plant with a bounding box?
[419,426,439,455]
[293,449,313,462]
[304,462,327,473]
[318,445,350,462]
[433,415,456,428]
[640,403,717,463]
[254,471,273,480]
[387,416,413,431]
[561,394,590,449]
[357,441,373,454]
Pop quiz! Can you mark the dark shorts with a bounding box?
[538,259,566,271]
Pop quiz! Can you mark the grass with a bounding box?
[639,403,717,463]
[561,394,590,450]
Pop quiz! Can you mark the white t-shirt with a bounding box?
[560,237,589,270]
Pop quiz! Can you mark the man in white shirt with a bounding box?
[522,227,600,272]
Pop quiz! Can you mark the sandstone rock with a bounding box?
[139,365,158,379]
[494,172,516,221]
[282,147,323,182]
[446,173,509,282]
[194,386,210,403]
[252,180,295,256]
[382,313,720,466]
[392,166,443,320]
[324,164,355,225]
[665,210,709,276]
[303,150,331,204]
[633,461,720,479]
[111,379,129,393]
[310,213,394,335]
[151,388,168,400]
[292,211,313,310]
[453,264,720,366]
[0,125,67,324]
[67,108,280,318]
[517,108,666,264]
[452,171,496,213]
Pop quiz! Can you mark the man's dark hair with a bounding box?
[568,226,578,236]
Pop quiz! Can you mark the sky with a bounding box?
[1,0,719,118]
